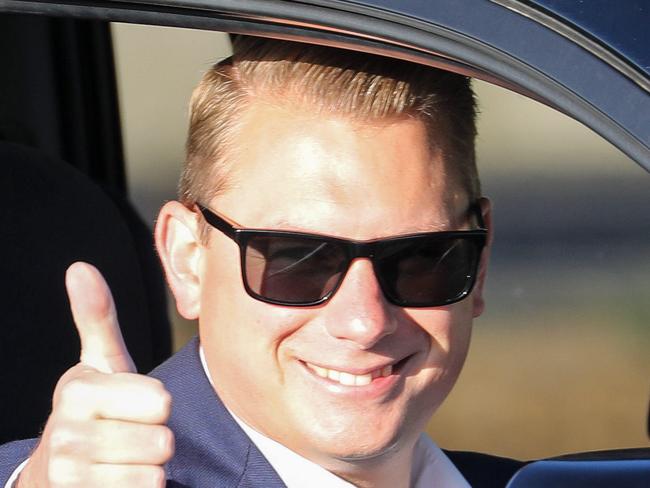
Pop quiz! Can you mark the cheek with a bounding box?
[407,307,473,416]
[406,304,473,372]
[201,291,306,361]
[199,240,312,340]
[199,254,314,371]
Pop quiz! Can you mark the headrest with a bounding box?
[0,142,170,442]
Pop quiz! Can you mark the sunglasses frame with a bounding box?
[197,204,488,308]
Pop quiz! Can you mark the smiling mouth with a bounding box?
[303,356,411,387]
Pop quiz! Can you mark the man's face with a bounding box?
[196,103,486,469]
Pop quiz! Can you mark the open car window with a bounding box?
[112,23,650,462]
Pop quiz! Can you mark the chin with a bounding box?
[334,441,402,463]
[302,420,407,465]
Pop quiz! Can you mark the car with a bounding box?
[0,1,648,486]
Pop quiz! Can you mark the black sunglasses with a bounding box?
[197,204,487,308]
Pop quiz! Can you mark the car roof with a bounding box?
[526,0,649,79]
[2,0,648,173]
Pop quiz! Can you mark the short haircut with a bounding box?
[180,35,479,211]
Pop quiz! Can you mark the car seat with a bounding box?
[0,142,172,444]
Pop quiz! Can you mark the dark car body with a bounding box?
[1,0,648,171]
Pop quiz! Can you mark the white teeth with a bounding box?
[355,374,372,386]
[339,372,356,386]
[313,365,328,378]
[307,363,393,386]
[327,369,341,382]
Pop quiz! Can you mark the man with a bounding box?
[1,36,504,487]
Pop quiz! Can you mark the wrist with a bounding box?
[14,452,40,488]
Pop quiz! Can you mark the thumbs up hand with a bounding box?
[17,262,174,488]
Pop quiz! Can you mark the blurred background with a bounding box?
[111,23,650,460]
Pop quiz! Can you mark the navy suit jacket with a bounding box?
[0,337,524,487]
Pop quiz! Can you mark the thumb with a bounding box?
[65,261,136,374]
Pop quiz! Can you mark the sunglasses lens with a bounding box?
[244,235,346,304]
[375,237,481,306]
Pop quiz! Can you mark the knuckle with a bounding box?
[150,384,172,418]
[132,465,166,487]
[158,387,172,413]
[148,377,166,395]
[150,465,166,487]
[59,377,92,404]
[48,455,83,486]
[158,426,175,460]
[48,426,77,454]
[149,377,165,390]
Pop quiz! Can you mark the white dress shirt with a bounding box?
[4,460,27,488]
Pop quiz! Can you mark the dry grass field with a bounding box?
[428,306,650,459]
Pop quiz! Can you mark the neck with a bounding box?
[328,439,418,488]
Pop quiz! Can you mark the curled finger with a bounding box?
[90,420,174,465]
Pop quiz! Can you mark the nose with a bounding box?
[322,258,397,349]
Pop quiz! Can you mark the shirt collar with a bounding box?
[199,345,470,488]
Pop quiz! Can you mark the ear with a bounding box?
[472,197,493,318]
[155,200,203,320]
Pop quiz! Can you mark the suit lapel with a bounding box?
[150,337,286,488]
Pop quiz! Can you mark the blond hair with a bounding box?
[180,36,479,208]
